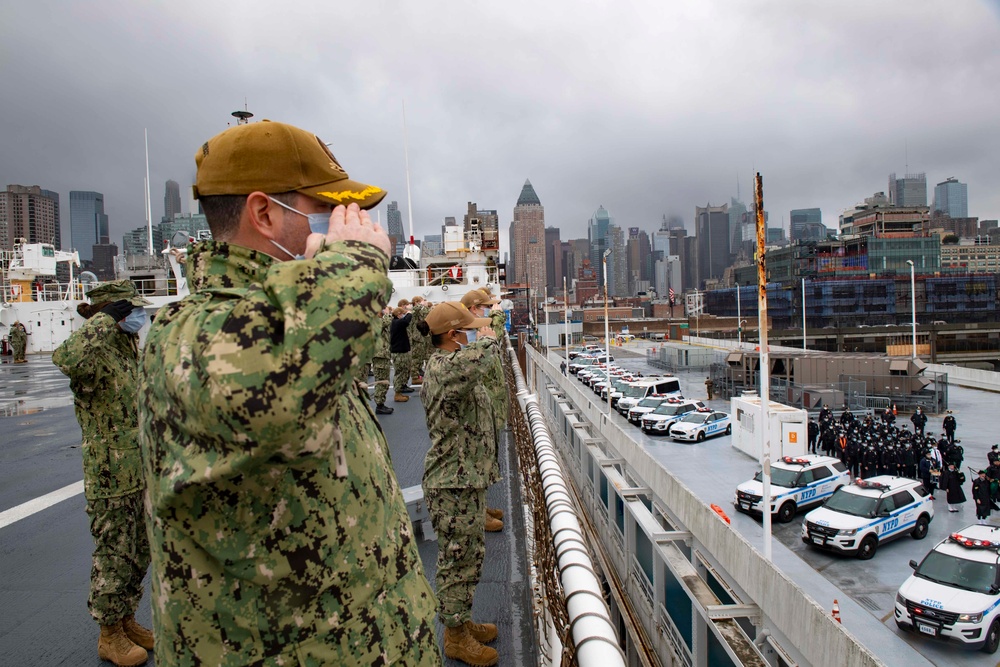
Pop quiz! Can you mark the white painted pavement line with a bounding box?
[0,480,84,530]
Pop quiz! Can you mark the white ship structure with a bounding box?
[1,219,501,354]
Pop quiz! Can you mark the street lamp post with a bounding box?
[736,282,741,346]
[603,249,613,413]
[802,277,807,350]
[907,260,916,359]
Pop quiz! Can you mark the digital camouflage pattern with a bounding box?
[139,240,439,667]
[9,322,27,361]
[408,302,431,379]
[86,492,149,625]
[53,312,143,501]
[392,351,412,393]
[420,336,499,490]
[484,311,509,486]
[424,487,486,627]
[373,311,392,406]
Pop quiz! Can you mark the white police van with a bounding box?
[669,410,732,443]
[801,476,933,559]
[640,399,704,435]
[615,377,683,416]
[734,455,850,523]
[895,525,1000,653]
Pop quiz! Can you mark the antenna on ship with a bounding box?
[232,100,254,125]
[401,101,420,264]
[144,129,153,255]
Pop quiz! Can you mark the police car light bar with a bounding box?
[781,457,811,465]
[854,479,892,492]
[949,533,1000,549]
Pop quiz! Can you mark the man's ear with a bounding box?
[244,191,282,240]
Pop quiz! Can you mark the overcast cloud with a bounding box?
[2,0,998,254]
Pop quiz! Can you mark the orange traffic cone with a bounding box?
[831,599,841,623]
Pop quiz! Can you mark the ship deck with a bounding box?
[0,355,534,666]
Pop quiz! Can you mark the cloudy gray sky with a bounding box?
[2,0,999,255]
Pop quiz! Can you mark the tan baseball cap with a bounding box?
[192,120,387,209]
[425,302,491,335]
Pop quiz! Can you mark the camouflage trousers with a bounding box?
[410,344,430,380]
[11,340,26,362]
[85,491,149,625]
[373,356,391,406]
[425,487,486,627]
[392,352,411,393]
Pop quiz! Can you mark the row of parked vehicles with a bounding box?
[734,455,1000,653]
[566,351,731,443]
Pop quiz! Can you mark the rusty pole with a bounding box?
[755,173,773,562]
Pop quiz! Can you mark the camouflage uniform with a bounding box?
[421,336,499,626]
[373,311,392,406]
[139,240,439,667]
[9,322,27,362]
[408,302,431,379]
[484,310,509,486]
[53,306,148,626]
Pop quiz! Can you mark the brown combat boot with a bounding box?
[486,507,504,520]
[444,624,498,666]
[98,622,148,666]
[485,515,504,532]
[465,620,498,643]
[122,615,154,650]
[411,376,423,385]
[394,394,409,402]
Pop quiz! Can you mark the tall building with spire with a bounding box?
[163,180,181,222]
[588,205,611,288]
[509,179,546,290]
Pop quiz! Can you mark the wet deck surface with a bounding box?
[0,355,533,666]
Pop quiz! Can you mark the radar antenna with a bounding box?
[232,100,254,125]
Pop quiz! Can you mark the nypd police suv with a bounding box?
[734,455,850,523]
[802,476,933,560]
[895,525,1000,653]
[640,399,704,435]
[669,409,732,443]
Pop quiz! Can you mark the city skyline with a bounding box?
[2,2,998,256]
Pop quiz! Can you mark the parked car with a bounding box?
[801,476,933,560]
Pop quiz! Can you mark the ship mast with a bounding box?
[401,101,420,263]
[145,129,153,255]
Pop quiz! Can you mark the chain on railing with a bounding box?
[502,344,576,666]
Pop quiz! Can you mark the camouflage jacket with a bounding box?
[408,302,430,351]
[139,240,438,666]
[421,336,500,489]
[375,311,392,359]
[490,309,507,339]
[9,324,27,347]
[53,313,142,500]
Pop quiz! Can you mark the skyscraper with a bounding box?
[70,191,109,263]
[386,201,404,255]
[790,208,827,242]
[544,226,561,290]
[463,202,500,251]
[933,178,968,219]
[510,179,546,289]
[626,227,652,295]
[0,185,60,251]
[728,198,748,254]
[588,206,611,287]
[889,173,927,207]
[163,179,182,222]
[608,224,627,297]
[694,204,730,287]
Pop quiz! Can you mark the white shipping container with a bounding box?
[730,394,808,460]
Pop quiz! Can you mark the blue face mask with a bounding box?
[268,197,330,234]
[119,307,147,334]
[465,329,477,344]
[266,197,331,260]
